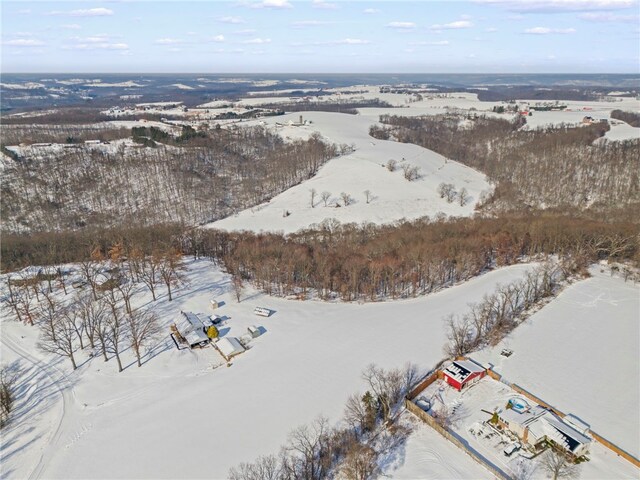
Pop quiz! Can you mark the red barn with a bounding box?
[443,360,486,391]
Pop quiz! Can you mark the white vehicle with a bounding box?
[503,442,521,457]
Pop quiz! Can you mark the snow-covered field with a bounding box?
[473,266,640,459]
[380,412,493,479]
[208,110,490,234]
[1,260,537,479]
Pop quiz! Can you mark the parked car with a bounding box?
[503,442,521,457]
[415,396,431,412]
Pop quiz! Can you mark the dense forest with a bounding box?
[370,114,639,212]
[3,214,638,299]
[1,125,343,233]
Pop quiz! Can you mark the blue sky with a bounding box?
[2,0,639,73]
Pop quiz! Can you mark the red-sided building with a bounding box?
[443,360,486,391]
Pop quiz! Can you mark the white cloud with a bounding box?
[3,38,45,47]
[312,0,338,8]
[249,0,293,9]
[579,11,638,21]
[66,42,129,50]
[211,35,225,42]
[17,9,31,15]
[234,29,257,35]
[292,20,330,27]
[410,40,451,46]
[155,38,183,45]
[387,21,417,29]
[363,8,380,14]
[242,37,272,44]
[219,16,245,24]
[524,26,576,33]
[49,7,114,17]
[330,38,371,44]
[486,26,498,31]
[474,0,636,13]
[61,24,82,30]
[430,20,474,29]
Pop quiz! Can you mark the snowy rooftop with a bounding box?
[443,359,485,383]
[217,337,245,358]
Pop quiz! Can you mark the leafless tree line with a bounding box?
[2,244,189,372]
[229,363,419,480]
[443,262,569,357]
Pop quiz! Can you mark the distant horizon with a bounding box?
[3,71,640,75]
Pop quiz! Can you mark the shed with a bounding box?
[217,337,245,359]
[442,359,486,391]
[247,325,261,338]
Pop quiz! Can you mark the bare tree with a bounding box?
[541,448,580,480]
[339,442,378,480]
[126,309,160,367]
[159,249,185,302]
[65,305,86,350]
[229,455,281,480]
[3,278,23,324]
[511,458,537,480]
[386,158,397,172]
[105,305,127,372]
[343,393,369,433]
[321,191,331,207]
[0,366,18,429]
[116,275,136,314]
[286,416,331,480]
[79,258,100,300]
[437,182,456,202]
[402,164,421,181]
[443,313,472,357]
[458,187,469,206]
[310,188,317,208]
[340,192,353,206]
[55,267,68,295]
[140,253,161,301]
[37,312,79,371]
[232,274,244,303]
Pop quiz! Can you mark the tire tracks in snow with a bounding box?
[0,333,75,480]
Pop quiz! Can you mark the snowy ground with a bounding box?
[208,110,490,234]
[0,260,538,479]
[473,266,640,459]
[380,411,493,479]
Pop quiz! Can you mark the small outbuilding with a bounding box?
[443,359,486,391]
[217,337,245,360]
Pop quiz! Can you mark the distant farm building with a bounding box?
[443,359,486,391]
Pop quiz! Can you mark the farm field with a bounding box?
[208,110,490,234]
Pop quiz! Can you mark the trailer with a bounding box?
[254,307,271,317]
